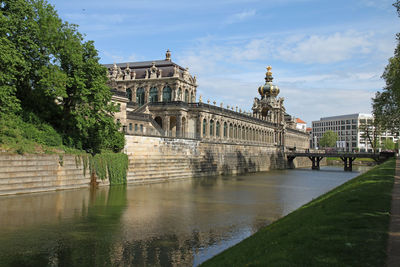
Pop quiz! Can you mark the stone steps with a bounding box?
[0,154,90,196]
[0,183,89,196]
[0,177,89,192]
[127,172,194,183]
[0,172,88,185]
[127,154,197,181]
[128,161,191,169]
[0,168,86,179]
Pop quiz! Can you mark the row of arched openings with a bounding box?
[202,119,274,143]
[126,86,191,106]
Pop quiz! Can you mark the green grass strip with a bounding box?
[201,159,396,267]
[327,157,376,162]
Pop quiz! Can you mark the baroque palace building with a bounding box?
[105,50,309,149]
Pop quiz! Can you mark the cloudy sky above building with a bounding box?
[48,0,399,125]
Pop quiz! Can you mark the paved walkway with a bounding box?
[387,156,400,267]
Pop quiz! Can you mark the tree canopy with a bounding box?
[373,1,400,134]
[0,0,124,153]
[359,120,380,153]
[319,130,338,148]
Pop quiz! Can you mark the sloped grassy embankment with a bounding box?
[201,159,396,267]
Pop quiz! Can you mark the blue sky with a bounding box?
[47,0,400,125]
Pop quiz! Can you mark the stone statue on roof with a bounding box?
[124,63,131,80]
[150,62,158,79]
[183,67,190,81]
[117,66,123,80]
[111,63,118,80]
[173,65,179,77]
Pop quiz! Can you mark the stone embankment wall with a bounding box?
[0,154,108,196]
[0,136,314,196]
[124,135,309,184]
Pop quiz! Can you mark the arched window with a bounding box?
[224,122,227,138]
[136,87,145,106]
[229,123,233,138]
[163,86,172,102]
[210,120,214,136]
[185,89,189,102]
[189,91,192,103]
[149,87,158,102]
[216,121,220,137]
[178,88,182,101]
[126,88,132,101]
[234,125,237,139]
[203,119,207,136]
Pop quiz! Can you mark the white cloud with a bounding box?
[281,86,375,124]
[224,9,256,25]
[358,0,395,11]
[277,32,373,64]
[101,51,139,63]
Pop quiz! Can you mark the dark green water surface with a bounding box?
[0,166,370,266]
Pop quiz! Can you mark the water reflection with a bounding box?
[0,166,369,266]
[0,186,127,267]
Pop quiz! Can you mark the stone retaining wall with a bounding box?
[0,136,313,196]
[125,135,294,184]
[0,154,109,196]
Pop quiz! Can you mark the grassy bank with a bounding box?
[0,113,81,154]
[327,157,376,162]
[201,159,396,267]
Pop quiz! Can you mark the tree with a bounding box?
[382,138,395,150]
[359,119,381,153]
[373,1,400,134]
[319,130,338,148]
[0,0,124,153]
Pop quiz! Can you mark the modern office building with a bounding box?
[311,113,399,151]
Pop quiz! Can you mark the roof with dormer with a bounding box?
[103,50,195,83]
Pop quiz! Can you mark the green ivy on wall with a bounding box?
[75,153,128,185]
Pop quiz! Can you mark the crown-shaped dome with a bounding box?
[258,66,280,98]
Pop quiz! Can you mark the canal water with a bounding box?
[0,165,370,267]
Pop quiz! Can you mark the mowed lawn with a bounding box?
[201,159,396,267]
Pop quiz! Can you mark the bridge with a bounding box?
[286,151,395,171]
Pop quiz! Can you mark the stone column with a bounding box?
[172,85,177,101]
[163,115,170,135]
[206,119,210,138]
[197,115,203,139]
[132,86,137,103]
[158,85,163,102]
[176,114,182,138]
[144,85,150,103]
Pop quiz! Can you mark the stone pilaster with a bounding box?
[176,114,182,138]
